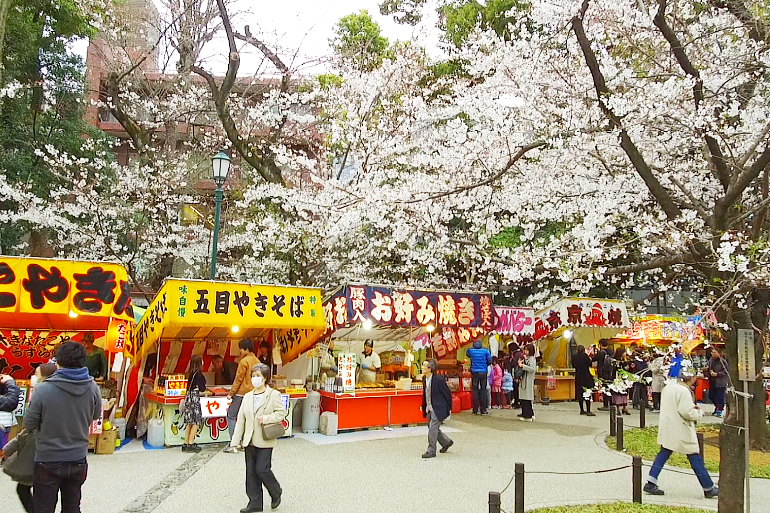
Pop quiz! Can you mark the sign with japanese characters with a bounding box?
[200,396,232,418]
[323,285,494,333]
[338,352,356,392]
[620,315,706,344]
[134,279,325,361]
[533,298,630,340]
[0,329,104,378]
[494,307,535,336]
[0,257,134,322]
[737,329,756,382]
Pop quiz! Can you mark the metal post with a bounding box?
[744,380,751,513]
[616,417,624,451]
[697,432,705,460]
[632,456,642,504]
[514,462,525,513]
[488,492,501,513]
[640,398,646,429]
[209,185,223,280]
[610,407,617,436]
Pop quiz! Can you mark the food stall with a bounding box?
[319,284,493,430]
[610,314,720,402]
[533,298,631,401]
[0,256,135,447]
[134,279,325,446]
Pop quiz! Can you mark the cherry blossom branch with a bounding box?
[667,175,713,225]
[573,0,682,222]
[708,0,768,42]
[653,0,731,191]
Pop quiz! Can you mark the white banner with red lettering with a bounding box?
[494,307,535,336]
[533,298,630,340]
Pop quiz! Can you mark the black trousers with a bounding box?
[33,460,88,513]
[578,397,592,413]
[652,392,661,410]
[18,484,33,513]
[521,399,534,419]
[471,372,489,413]
[245,446,281,509]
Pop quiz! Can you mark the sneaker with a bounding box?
[652,409,660,413]
[223,445,238,453]
[189,444,202,453]
[714,411,723,418]
[519,417,533,422]
[481,411,490,415]
[181,444,190,452]
[422,452,436,458]
[644,483,664,496]
[704,486,718,498]
[597,406,610,411]
[580,411,587,415]
[586,412,596,417]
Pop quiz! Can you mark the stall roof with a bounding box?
[0,256,134,331]
[133,278,326,364]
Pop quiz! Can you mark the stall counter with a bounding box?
[319,389,426,431]
[535,374,576,402]
[145,390,307,446]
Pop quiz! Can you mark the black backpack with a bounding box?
[601,351,614,380]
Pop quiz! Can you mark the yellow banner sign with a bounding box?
[135,279,325,360]
[0,257,134,322]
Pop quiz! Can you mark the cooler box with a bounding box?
[459,391,472,411]
[451,394,461,414]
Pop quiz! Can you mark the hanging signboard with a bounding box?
[134,279,325,361]
[338,352,356,392]
[323,285,494,333]
[533,298,630,340]
[494,307,535,336]
[0,329,106,378]
[0,257,134,322]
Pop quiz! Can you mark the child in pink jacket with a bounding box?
[490,357,504,409]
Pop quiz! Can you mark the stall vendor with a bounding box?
[83,333,108,380]
[320,341,338,382]
[212,355,235,386]
[358,340,381,383]
[258,342,272,367]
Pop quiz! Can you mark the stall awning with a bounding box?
[133,279,325,364]
[533,297,630,340]
[0,257,135,376]
[323,284,493,358]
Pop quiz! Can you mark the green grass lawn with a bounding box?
[528,505,712,513]
[606,426,770,479]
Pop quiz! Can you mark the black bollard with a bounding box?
[515,462,525,513]
[610,407,617,436]
[632,456,643,503]
[489,491,501,513]
[616,417,624,451]
[640,399,646,429]
[697,432,705,460]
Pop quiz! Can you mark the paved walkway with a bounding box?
[1,402,766,512]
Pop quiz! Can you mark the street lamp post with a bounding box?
[209,150,231,280]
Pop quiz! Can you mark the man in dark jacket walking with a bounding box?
[592,339,613,411]
[705,348,728,417]
[421,359,453,458]
[24,341,101,513]
[465,339,492,415]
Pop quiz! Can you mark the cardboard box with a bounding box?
[88,435,96,450]
[95,430,118,455]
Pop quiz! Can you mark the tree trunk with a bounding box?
[718,289,769,513]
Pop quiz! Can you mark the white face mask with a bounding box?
[252,376,265,389]
[30,375,40,388]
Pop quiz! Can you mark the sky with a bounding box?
[161,0,441,76]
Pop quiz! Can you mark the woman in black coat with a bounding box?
[572,345,595,416]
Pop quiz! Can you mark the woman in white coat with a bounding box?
[231,363,287,512]
[644,368,717,498]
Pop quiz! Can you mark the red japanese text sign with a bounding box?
[0,329,104,378]
[494,307,535,336]
[533,298,630,340]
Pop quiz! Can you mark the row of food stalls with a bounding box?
[0,254,743,448]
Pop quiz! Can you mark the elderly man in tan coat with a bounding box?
[644,367,718,498]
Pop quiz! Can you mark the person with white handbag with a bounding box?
[231,363,286,512]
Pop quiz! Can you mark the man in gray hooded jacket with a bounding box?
[24,340,101,513]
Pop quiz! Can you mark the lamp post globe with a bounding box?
[209,150,230,280]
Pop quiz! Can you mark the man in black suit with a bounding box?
[421,359,453,458]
